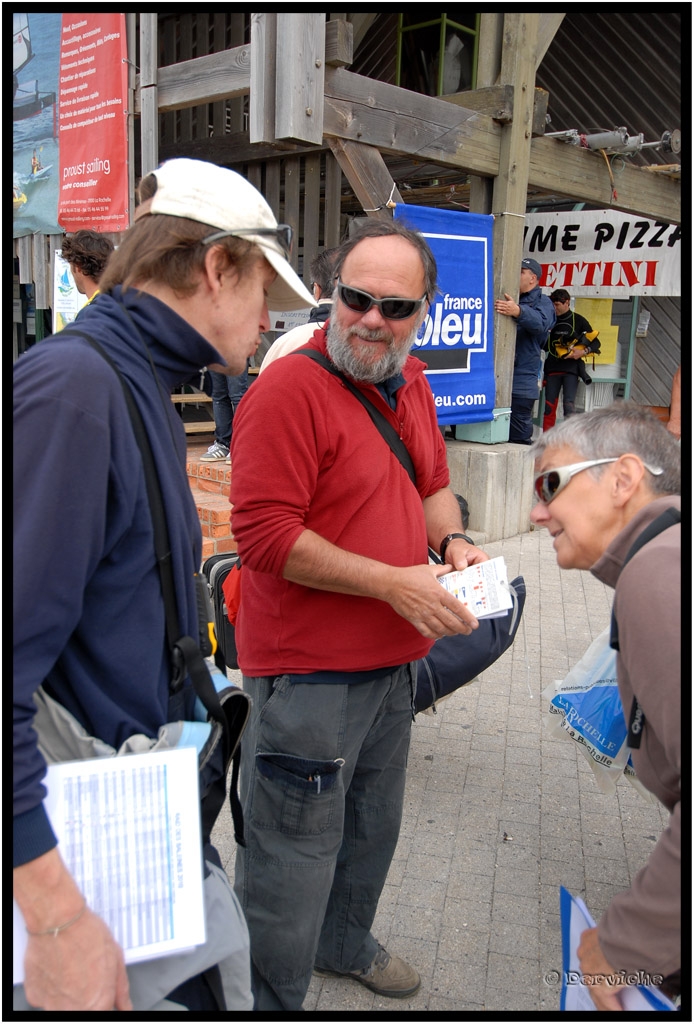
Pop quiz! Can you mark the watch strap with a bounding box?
[439,532,474,563]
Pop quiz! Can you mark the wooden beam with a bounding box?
[275,13,326,144]
[327,139,403,221]
[158,133,321,166]
[535,14,565,69]
[441,84,549,136]
[134,46,251,114]
[323,67,502,177]
[322,68,680,225]
[348,14,378,51]
[442,85,514,121]
[133,21,679,227]
[325,18,353,67]
[528,137,681,225]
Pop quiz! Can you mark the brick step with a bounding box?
[186,442,231,498]
[186,440,236,559]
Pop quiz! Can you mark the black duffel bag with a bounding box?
[415,576,526,713]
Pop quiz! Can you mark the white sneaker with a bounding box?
[200,441,230,462]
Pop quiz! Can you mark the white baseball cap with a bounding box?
[135,158,315,311]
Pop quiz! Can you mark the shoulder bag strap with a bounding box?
[71,329,248,841]
[609,506,680,749]
[69,329,182,671]
[70,330,226,704]
[293,348,417,487]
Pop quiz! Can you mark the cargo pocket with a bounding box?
[252,752,345,836]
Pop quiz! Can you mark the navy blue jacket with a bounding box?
[13,288,221,866]
[512,285,556,398]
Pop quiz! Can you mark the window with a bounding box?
[396,13,479,97]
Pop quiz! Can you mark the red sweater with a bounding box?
[229,330,450,675]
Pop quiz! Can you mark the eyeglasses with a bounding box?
[202,224,293,258]
[534,459,617,504]
[336,281,427,321]
[533,457,664,504]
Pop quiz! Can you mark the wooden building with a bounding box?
[13,12,682,539]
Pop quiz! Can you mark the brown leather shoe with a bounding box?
[315,944,421,999]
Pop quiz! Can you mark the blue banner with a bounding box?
[394,204,495,425]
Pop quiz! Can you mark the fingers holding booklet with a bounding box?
[438,556,514,620]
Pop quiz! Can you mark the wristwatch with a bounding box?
[439,532,474,564]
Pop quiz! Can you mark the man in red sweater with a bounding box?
[230,219,489,1011]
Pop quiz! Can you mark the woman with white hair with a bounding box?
[529,402,681,1010]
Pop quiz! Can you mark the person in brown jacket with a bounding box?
[529,401,681,1011]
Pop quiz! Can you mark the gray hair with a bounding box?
[529,401,680,495]
[333,218,438,300]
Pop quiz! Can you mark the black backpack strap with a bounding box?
[70,329,185,681]
[609,506,680,749]
[70,329,248,840]
[293,348,417,487]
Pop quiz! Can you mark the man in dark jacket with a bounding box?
[495,257,556,443]
[13,157,314,1013]
[542,288,600,430]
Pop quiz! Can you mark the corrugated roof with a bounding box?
[536,11,682,169]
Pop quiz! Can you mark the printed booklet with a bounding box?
[438,555,513,620]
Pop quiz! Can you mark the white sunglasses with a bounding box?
[534,457,663,504]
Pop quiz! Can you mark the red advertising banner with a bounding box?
[57,13,129,232]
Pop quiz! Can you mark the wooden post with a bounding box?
[468,13,503,217]
[250,13,277,144]
[324,151,343,247]
[283,157,302,273]
[139,14,158,177]
[125,14,137,222]
[275,13,326,144]
[491,13,540,415]
[227,14,247,133]
[303,152,322,284]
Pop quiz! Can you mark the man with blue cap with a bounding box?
[495,257,556,443]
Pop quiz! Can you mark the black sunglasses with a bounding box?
[336,281,427,321]
[202,224,293,258]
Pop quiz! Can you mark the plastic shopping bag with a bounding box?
[543,627,629,795]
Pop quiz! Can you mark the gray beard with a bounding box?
[326,317,419,383]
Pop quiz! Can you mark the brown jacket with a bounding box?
[590,494,681,977]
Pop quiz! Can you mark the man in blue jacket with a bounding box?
[13,158,314,1013]
[495,257,556,444]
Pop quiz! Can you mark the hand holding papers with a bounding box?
[559,887,676,1012]
[14,747,205,984]
[438,555,513,620]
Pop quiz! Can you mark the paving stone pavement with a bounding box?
[211,526,670,1014]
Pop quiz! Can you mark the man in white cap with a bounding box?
[13,158,314,1013]
[495,257,556,444]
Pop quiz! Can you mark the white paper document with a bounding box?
[14,746,205,984]
[559,886,676,1012]
[438,555,513,619]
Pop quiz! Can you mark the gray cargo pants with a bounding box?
[234,664,416,1011]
